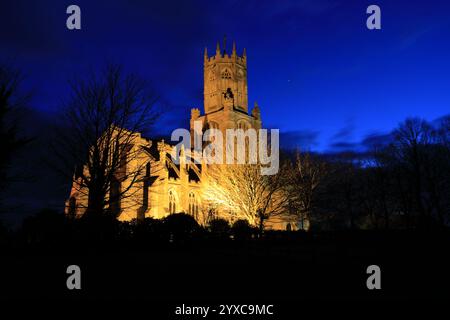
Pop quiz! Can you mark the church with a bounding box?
[65,41,298,231]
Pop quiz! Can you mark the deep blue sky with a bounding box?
[1,0,450,152]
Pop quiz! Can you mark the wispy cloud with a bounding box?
[279,129,320,150]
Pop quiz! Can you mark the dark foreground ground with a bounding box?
[1,230,449,316]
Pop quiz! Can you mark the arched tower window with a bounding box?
[169,190,177,214]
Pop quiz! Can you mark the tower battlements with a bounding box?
[204,42,247,65]
[203,40,249,115]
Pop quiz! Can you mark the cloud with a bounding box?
[279,129,320,150]
[328,131,393,154]
[331,120,355,142]
[326,119,358,152]
[361,132,393,149]
[328,141,359,152]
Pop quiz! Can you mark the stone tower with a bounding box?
[191,40,261,138]
[203,41,248,114]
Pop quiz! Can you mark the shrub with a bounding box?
[69,212,122,247]
[231,219,254,240]
[163,213,200,242]
[132,217,164,244]
[208,218,230,237]
[20,209,67,246]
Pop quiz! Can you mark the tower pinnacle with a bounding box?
[216,42,221,56]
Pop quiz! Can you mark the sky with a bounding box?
[1,0,450,152]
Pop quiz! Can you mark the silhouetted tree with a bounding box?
[392,118,432,227]
[163,213,201,242]
[231,219,254,240]
[132,217,164,245]
[286,151,327,230]
[208,218,230,237]
[0,64,30,208]
[310,152,361,230]
[361,147,397,229]
[433,116,450,225]
[20,209,66,246]
[54,64,160,218]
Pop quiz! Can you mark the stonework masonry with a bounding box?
[65,41,299,231]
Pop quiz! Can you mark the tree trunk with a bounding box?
[86,187,105,217]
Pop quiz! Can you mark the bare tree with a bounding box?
[367,148,395,229]
[0,64,30,205]
[203,162,289,233]
[54,64,160,218]
[434,116,450,225]
[392,118,432,226]
[436,116,450,150]
[286,151,327,230]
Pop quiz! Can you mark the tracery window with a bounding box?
[189,192,199,219]
[221,68,232,79]
[169,190,177,214]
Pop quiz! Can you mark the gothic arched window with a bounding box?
[189,192,198,219]
[169,190,177,214]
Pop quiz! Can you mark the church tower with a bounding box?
[203,40,248,114]
[191,40,261,138]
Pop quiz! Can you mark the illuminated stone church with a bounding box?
[66,41,297,230]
